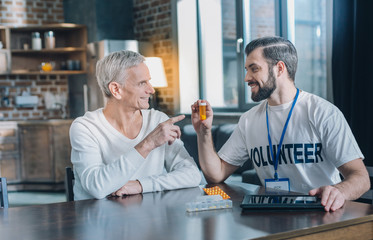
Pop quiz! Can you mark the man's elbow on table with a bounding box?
[203,173,228,184]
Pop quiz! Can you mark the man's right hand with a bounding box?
[190,100,238,183]
[112,180,143,196]
[135,115,185,158]
[191,100,213,135]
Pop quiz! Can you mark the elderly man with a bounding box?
[70,50,201,200]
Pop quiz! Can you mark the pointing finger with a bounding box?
[169,114,185,124]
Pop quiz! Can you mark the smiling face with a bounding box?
[120,62,155,110]
[244,48,277,102]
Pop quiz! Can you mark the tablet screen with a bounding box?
[240,194,324,210]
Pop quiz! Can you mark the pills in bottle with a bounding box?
[199,102,207,120]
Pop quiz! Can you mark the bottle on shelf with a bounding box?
[31,32,42,50]
[44,31,55,49]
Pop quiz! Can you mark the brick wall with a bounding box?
[0,0,176,119]
[133,0,176,115]
[0,75,68,120]
[0,0,64,26]
[0,0,66,120]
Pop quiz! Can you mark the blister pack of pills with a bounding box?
[185,195,233,212]
[203,186,230,199]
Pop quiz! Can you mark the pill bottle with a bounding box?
[199,102,207,120]
[31,32,42,50]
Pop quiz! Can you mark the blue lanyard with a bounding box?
[266,88,299,180]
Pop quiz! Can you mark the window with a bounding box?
[291,0,329,99]
[198,0,240,109]
[177,0,332,113]
[242,0,276,106]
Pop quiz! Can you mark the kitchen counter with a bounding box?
[1,119,73,124]
[16,119,74,125]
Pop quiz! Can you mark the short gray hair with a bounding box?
[96,50,145,97]
[245,36,298,81]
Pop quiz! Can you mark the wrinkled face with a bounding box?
[120,62,155,110]
[244,48,277,102]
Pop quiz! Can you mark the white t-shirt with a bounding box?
[69,108,201,200]
[218,91,364,193]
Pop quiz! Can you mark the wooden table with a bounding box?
[0,182,372,240]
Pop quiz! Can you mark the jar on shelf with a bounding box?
[44,31,55,49]
[31,32,42,50]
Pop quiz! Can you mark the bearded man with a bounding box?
[191,36,370,212]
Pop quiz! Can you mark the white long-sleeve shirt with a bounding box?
[69,108,201,200]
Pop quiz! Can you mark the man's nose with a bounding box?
[244,72,252,82]
[148,82,155,94]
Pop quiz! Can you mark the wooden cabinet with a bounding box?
[0,120,72,190]
[0,23,87,75]
[19,125,52,181]
[18,120,72,190]
[0,122,20,182]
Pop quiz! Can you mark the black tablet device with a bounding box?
[240,194,324,210]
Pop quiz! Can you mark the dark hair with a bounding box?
[245,36,298,81]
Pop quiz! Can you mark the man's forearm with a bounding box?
[334,170,370,200]
[197,131,226,183]
[135,138,154,158]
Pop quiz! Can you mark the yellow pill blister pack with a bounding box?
[203,186,230,200]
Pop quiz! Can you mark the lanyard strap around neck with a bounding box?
[266,88,299,180]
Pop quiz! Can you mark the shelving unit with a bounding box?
[0,23,87,75]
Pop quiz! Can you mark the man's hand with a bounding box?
[135,115,185,158]
[191,100,213,134]
[309,159,369,212]
[112,180,143,196]
[309,185,345,212]
[147,114,185,146]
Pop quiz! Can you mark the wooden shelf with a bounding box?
[9,23,85,31]
[9,70,86,75]
[0,23,87,76]
[11,47,86,53]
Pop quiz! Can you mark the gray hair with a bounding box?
[245,36,298,81]
[96,50,145,97]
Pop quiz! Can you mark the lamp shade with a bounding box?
[145,57,168,88]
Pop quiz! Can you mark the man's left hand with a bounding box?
[309,185,345,211]
[112,180,143,197]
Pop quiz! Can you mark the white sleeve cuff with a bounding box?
[137,177,153,193]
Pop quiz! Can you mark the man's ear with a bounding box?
[276,61,286,77]
[108,82,122,99]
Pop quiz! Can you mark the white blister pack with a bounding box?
[186,195,233,212]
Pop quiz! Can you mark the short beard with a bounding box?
[251,67,277,102]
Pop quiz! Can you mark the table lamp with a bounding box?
[145,57,168,109]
